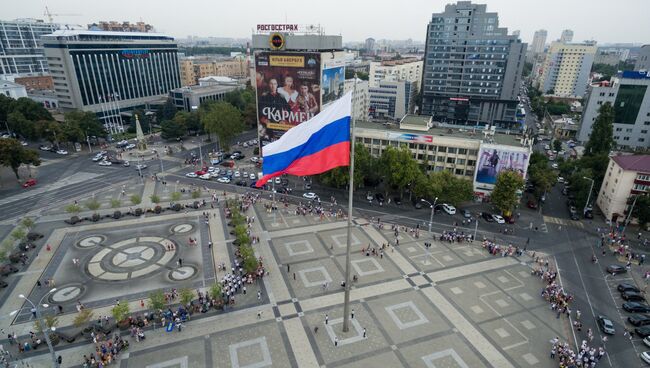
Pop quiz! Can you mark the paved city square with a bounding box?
[0,192,569,368]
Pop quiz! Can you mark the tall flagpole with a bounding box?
[342,78,357,333]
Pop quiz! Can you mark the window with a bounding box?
[446,157,455,164]
[447,147,457,154]
[458,148,467,155]
[455,169,464,175]
[436,156,445,162]
[438,146,447,153]
[468,160,476,166]
[457,159,466,165]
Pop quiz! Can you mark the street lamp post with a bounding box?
[583,177,595,215]
[421,197,438,233]
[13,289,59,367]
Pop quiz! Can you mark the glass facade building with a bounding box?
[0,19,59,76]
[42,30,180,132]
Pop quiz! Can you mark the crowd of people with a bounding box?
[550,337,606,368]
[81,332,129,367]
[481,240,524,257]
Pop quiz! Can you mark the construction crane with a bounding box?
[44,6,81,23]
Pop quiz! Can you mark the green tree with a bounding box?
[73,308,94,329]
[185,111,202,133]
[632,195,650,228]
[110,199,121,208]
[85,198,101,213]
[160,120,185,140]
[210,282,222,299]
[150,195,161,204]
[148,289,166,310]
[35,120,63,144]
[60,120,85,143]
[64,110,106,139]
[179,288,194,305]
[584,102,615,156]
[130,195,142,205]
[0,138,40,179]
[553,140,563,152]
[21,217,35,231]
[158,98,178,122]
[191,190,201,199]
[11,228,27,242]
[111,301,130,322]
[7,112,36,140]
[432,171,474,206]
[34,315,59,334]
[491,170,525,216]
[10,97,52,122]
[201,102,244,151]
[65,203,82,215]
[170,192,182,202]
[379,146,420,198]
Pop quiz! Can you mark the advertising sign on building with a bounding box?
[322,66,345,107]
[474,145,530,185]
[255,52,321,142]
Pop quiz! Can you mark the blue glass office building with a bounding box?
[43,30,180,132]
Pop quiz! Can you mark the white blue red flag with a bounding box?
[256,92,352,187]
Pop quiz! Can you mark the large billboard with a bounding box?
[255,52,321,142]
[475,145,530,185]
[322,66,345,107]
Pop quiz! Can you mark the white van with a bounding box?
[442,203,456,215]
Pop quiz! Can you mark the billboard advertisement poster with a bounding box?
[255,52,321,142]
[386,132,433,143]
[475,145,529,185]
[322,66,345,107]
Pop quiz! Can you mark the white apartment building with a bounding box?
[597,155,650,223]
[369,58,422,88]
[343,78,369,122]
[537,41,597,98]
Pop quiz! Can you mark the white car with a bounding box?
[249,173,256,180]
[250,157,259,163]
[442,203,456,215]
[274,177,281,184]
[185,172,198,178]
[303,192,318,200]
[551,163,559,169]
[39,145,52,151]
[557,176,565,183]
[20,141,28,146]
[642,351,650,364]
[92,155,105,162]
[492,214,506,224]
[199,173,211,180]
[98,160,112,166]
[208,166,217,172]
[366,192,374,201]
[217,177,231,183]
[234,171,241,178]
[644,336,650,348]
[125,144,136,150]
[135,164,147,170]
[210,172,220,178]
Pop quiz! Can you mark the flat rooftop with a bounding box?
[356,120,525,147]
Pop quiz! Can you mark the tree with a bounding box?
[65,204,82,215]
[110,199,121,208]
[170,192,182,202]
[35,120,62,144]
[73,308,94,329]
[21,217,35,231]
[130,195,142,205]
[491,170,525,216]
[0,138,41,179]
[379,146,420,198]
[185,111,201,133]
[584,102,615,156]
[111,301,130,322]
[632,195,650,228]
[34,315,59,334]
[158,98,178,122]
[10,97,52,122]
[201,102,244,151]
[191,190,201,199]
[85,198,101,213]
[11,228,27,242]
[64,110,106,138]
[179,288,194,306]
[7,112,36,140]
[553,140,563,152]
[148,289,166,311]
[150,195,161,204]
[209,283,222,300]
[160,119,185,140]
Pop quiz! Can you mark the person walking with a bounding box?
[325,314,329,325]
[351,309,355,319]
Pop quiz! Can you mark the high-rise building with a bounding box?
[559,29,574,43]
[369,80,415,120]
[531,29,547,54]
[369,58,423,88]
[365,38,376,54]
[343,78,369,121]
[421,1,526,130]
[636,45,650,71]
[42,30,181,132]
[0,19,60,76]
[578,71,650,149]
[537,41,597,97]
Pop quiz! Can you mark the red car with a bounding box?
[22,179,37,188]
[195,170,207,176]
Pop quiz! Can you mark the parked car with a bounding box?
[56,149,68,155]
[527,200,538,209]
[492,214,506,224]
[98,160,112,166]
[22,178,37,188]
[199,173,211,180]
[462,209,472,218]
[375,193,385,203]
[393,197,402,205]
[217,177,231,183]
[442,203,456,215]
[637,326,650,338]
[597,315,615,335]
[645,337,650,348]
[482,212,494,222]
[628,314,650,327]
[185,172,198,178]
[622,291,647,302]
[606,264,627,275]
[39,145,52,151]
[642,351,650,364]
[623,302,650,313]
[123,161,130,167]
[618,283,641,293]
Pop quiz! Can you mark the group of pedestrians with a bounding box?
[550,337,606,367]
[81,333,128,367]
[481,240,524,257]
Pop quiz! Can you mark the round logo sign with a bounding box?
[269,33,285,50]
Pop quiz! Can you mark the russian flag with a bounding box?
[256,92,352,187]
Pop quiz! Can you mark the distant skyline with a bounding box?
[6,0,650,45]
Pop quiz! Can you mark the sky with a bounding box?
[8,0,650,45]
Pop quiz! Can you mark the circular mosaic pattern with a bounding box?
[170,223,194,234]
[50,284,85,303]
[168,265,197,281]
[86,236,178,281]
[76,235,106,249]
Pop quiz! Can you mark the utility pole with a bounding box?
[622,195,639,235]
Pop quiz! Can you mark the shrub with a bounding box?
[130,195,142,205]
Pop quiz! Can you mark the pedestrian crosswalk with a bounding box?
[543,215,584,229]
